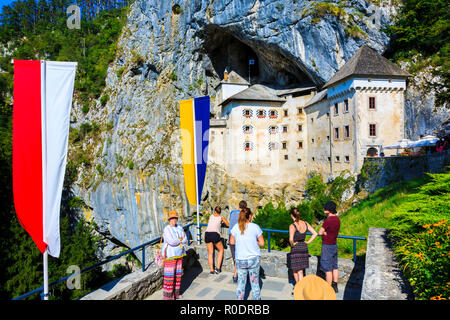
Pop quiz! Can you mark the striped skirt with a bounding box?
[290,242,309,272]
[163,258,183,300]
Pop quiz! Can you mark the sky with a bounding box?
[0,0,16,14]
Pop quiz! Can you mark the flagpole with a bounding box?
[192,102,201,245]
[43,249,49,300]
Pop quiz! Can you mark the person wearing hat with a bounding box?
[162,210,187,300]
[318,201,340,293]
[293,275,336,300]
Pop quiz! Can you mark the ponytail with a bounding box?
[238,207,252,234]
[290,207,300,222]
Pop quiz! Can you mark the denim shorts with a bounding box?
[320,244,338,272]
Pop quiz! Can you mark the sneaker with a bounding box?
[214,267,221,274]
[210,271,215,275]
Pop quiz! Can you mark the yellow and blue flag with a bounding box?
[179,96,210,206]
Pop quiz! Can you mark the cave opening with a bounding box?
[203,25,317,89]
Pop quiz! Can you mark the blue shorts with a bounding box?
[320,244,338,272]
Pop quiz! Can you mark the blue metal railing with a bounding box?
[194,223,366,262]
[13,222,365,300]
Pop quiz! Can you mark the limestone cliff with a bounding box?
[68,0,446,258]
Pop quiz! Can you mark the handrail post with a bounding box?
[142,245,145,272]
[353,239,356,263]
[187,226,190,245]
[268,232,271,253]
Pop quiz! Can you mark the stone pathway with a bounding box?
[145,266,350,300]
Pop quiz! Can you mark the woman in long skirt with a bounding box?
[162,210,187,300]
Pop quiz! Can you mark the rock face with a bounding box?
[69,0,444,258]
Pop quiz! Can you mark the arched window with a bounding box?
[366,147,378,157]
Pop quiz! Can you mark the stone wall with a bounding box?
[358,149,450,192]
[81,262,163,300]
[361,228,412,300]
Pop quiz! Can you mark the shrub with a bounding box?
[100,94,109,106]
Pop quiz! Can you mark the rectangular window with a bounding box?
[344,99,349,113]
[298,141,303,149]
[298,124,303,132]
[334,127,339,140]
[298,108,303,114]
[297,158,301,162]
[335,156,340,162]
[284,154,289,160]
[284,109,288,117]
[345,155,350,162]
[344,125,350,138]
[282,142,287,149]
[311,138,315,143]
[369,97,376,110]
[327,135,330,141]
[282,126,288,133]
[334,103,339,115]
[369,124,376,137]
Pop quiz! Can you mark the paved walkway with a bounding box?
[145,266,349,300]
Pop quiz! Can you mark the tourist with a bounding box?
[293,274,336,300]
[289,208,318,287]
[230,207,264,300]
[162,210,187,300]
[228,200,247,282]
[318,201,341,293]
[436,138,444,152]
[205,206,229,274]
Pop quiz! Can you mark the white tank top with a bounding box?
[206,214,222,233]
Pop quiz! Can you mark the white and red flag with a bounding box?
[13,60,77,258]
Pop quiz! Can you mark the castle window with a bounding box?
[334,127,340,140]
[369,97,376,110]
[311,138,315,143]
[327,135,330,141]
[345,155,350,162]
[334,103,339,115]
[282,125,288,133]
[297,158,301,162]
[344,99,349,113]
[282,141,287,150]
[298,141,303,149]
[344,125,350,139]
[328,157,331,162]
[244,141,253,151]
[283,109,288,117]
[369,124,377,137]
[257,110,266,118]
[335,156,340,162]
[243,125,253,134]
[268,142,278,150]
[269,110,278,118]
[298,108,303,114]
[326,112,330,118]
[243,109,253,118]
[312,157,315,162]
[298,124,303,132]
[284,154,289,160]
[268,125,278,134]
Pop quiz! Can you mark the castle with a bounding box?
[208,46,411,186]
